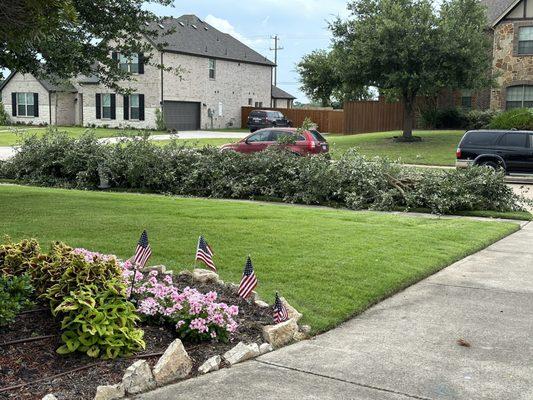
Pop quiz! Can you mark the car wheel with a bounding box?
[250,128,257,133]
[479,160,505,172]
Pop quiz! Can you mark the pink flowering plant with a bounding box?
[122,261,239,343]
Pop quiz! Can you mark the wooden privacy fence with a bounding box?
[241,106,345,133]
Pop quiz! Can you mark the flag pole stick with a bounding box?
[129,259,138,303]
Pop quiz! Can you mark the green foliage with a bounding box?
[420,108,497,130]
[55,282,144,359]
[0,102,9,125]
[464,110,497,130]
[0,131,523,214]
[155,108,167,131]
[0,274,34,326]
[0,238,41,276]
[331,0,492,137]
[489,108,533,130]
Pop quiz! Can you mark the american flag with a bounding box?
[195,236,216,271]
[134,230,152,268]
[238,256,257,299]
[273,292,289,324]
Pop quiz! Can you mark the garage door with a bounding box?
[163,101,201,130]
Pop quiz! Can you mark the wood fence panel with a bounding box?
[343,101,405,134]
[241,107,345,133]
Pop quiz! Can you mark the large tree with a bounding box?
[0,0,177,90]
[331,0,492,139]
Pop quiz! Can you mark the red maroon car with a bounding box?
[220,128,329,156]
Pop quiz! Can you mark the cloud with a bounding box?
[204,14,269,49]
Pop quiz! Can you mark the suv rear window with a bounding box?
[249,111,266,118]
[499,132,527,148]
[267,111,283,119]
[461,131,501,146]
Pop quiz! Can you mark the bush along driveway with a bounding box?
[0,130,528,218]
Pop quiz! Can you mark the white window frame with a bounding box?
[101,93,112,119]
[209,59,216,80]
[518,26,533,55]
[506,85,533,109]
[16,92,35,117]
[119,53,139,73]
[129,94,140,120]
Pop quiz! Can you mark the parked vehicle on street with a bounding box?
[220,128,329,156]
[247,110,292,132]
[456,130,533,174]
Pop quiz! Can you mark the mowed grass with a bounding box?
[0,185,518,332]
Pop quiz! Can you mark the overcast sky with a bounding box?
[148,0,351,102]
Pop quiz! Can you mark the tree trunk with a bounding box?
[402,95,415,139]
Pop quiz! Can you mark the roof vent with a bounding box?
[192,24,197,29]
[205,46,208,52]
[158,23,164,29]
[204,26,209,31]
[179,21,185,27]
[144,21,149,26]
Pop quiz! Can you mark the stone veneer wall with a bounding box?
[491,20,533,110]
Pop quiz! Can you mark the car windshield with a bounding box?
[310,130,326,142]
[267,111,283,119]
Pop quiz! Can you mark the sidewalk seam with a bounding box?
[421,281,532,295]
[254,359,435,400]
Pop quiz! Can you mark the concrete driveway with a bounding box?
[137,221,533,400]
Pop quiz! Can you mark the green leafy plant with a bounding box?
[54,281,145,359]
[155,108,166,131]
[0,238,41,276]
[489,108,533,130]
[0,274,34,326]
[0,102,10,126]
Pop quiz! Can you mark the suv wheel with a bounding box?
[479,160,504,172]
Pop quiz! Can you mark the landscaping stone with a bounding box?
[223,342,260,365]
[262,318,298,348]
[152,338,193,385]
[122,360,156,395]
[192,268,219,284]
[93,383,125,400]
[300,324,312,334]
[198,355,222,374]
[178,269,193,277]
[227,282,239,292]
[42,395,58,400]
[143,265,167,274]
[259,343,274,354]
[281,297,302,322]
[254,299,270,308]
[293,331,308,342]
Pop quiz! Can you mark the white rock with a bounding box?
[262,318,299,348]
[153,339,192,385]
[178,269,193,277]
[281,297,302,322]
[143,265,166,274]
[259,343,274,354]
[192,268,219,284]
[122,360,156,395]
[223,342,260,365]
[198,355,222,374]
[94,383,125,400]
[300,324,312,334]
[42,395,58,400]
[293,331,308,342]
[254,299,270,308]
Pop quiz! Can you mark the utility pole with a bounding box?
[270,35,283,87]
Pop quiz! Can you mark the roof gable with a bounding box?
[0,71,76,93]
[272,85,296,100]
[482,0,527,27]
[149,15,275,67]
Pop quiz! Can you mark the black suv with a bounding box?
[456,130,533,173]
[247,110,292,132]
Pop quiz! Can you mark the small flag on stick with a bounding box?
[195,235,216,272]
[273,292,289,324]
[134,230,152,268]
[238,256,257,299]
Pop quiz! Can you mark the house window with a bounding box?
[460,90,472,110]
[506,85,533,109]
[16,92,35,117]
[248,98,253,106]
[102,94,112,119]
[518,27,533,55]
[209,59,216,79]
[130,94,140,120]
[254,102,263,108]
[119,53,140,73]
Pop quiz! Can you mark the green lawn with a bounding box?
[0,185,518,333]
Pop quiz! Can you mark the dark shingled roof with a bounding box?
[272,85,296,100]
[149,15,275,66]
[0,72,77,92]
[480,0,517,26]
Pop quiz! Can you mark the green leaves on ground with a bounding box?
[0,274,34,326]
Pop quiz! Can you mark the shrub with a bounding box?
[0,274,34,326]
[54,281,145,359]
[0,102,9,126]
[489,108,533,130]
[464,110,497,130]
[420,107,466,129]
[124,263,239,343]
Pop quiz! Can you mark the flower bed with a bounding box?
[0,241,283,400]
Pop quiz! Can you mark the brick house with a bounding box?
[0,15,296,130]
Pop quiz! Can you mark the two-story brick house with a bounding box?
[0,15,293,130]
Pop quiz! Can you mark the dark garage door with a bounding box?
[163,101,201,130]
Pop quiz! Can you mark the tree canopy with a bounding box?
[0,0,177,90]
[330,0,492,138]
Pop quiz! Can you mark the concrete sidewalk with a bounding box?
[138,222,533,400]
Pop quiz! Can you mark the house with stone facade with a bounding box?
[0,15,295,130]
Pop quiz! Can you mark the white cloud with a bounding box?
[204,14,269,49]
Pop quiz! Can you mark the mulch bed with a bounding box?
[0,274,273,400]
